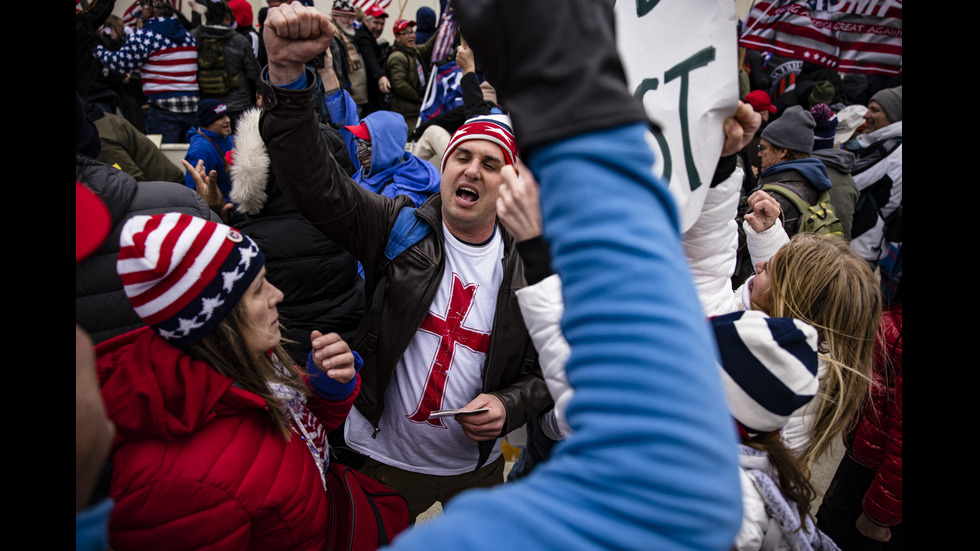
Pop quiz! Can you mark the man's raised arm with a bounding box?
[257,3,402,267]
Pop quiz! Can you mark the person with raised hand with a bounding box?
[259,2,551,521]
[95,212,407,550]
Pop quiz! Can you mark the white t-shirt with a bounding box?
[346,223,504,475]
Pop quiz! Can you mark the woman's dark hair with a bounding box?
[185,298,308,438]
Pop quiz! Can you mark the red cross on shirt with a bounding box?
[407,272,491,427]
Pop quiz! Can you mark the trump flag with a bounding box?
[739,0,902,76]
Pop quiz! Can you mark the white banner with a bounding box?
[615,0,739,232]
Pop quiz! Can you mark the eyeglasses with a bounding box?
[397,30,416,36]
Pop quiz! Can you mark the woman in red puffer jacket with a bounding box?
[817,296,902,549]
[96,213,407,550]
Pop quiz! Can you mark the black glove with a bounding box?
[454,0,649,155]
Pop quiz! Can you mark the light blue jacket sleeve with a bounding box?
[390,123,743,550]
[323,88,359,128]
[322,87,361,171]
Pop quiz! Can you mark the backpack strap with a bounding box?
[377,177,395,196]
[761,183,841,236]
[761,183,809,230]
[855,183,901,242]
[853,136,902,175]
[521,337,539,376]
[195,130,232,175]
[364,206,432,352]
[382,205,432,264]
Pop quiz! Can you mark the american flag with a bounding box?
[121,0,183,29]
[739,0,902,76]
[351,0,393,11]
[430,6,457,64]
[420,61,464,122]
[121,0,142,27]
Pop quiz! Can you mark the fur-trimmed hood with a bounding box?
[230,108,358,215]
[229,108,270,215]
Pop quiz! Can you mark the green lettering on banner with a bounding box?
[664,46,715,192]
[633,78,672,184]
[636,0,662,17]
[610,0,662,17]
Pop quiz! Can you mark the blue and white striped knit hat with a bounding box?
[711,310,820,437]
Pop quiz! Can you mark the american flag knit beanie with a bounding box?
[117,213,264,346]
[711,310,820,438]
[441,114,519,173]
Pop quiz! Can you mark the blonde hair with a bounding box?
[745,431,815,527]
[759,233,881,469]
[185,301,308,438]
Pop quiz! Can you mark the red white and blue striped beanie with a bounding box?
[441,114,519,173]
[711,310,820,437]
[117,213,265,346]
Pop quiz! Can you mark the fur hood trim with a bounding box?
[229,108,270,215]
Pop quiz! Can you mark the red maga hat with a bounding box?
[365,4,388,19]
[744,90,777,114]
[393,18,416,34]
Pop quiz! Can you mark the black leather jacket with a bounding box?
[257,69,551,471]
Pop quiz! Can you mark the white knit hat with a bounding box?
[118,213,264,345]
[711,310,820,437]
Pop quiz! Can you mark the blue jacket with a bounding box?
[415,7,437,45]
[352,110,441,208]
[184,128,234,202]
[390,125,744,550]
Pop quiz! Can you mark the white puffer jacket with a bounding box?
[515,274,573,436]
[682,167,789,317]
[514,167,794,437]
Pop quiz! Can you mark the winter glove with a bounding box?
[454,0,650,155]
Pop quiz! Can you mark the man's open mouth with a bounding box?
[456,186,480,203]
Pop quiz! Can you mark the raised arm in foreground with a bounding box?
[390,2,743,549]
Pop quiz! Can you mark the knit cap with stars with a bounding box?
[117,212,265,346]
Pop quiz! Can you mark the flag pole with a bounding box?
[411,3,457,154]
[740,0,782,40]
[411,67,439,154]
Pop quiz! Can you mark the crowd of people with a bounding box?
[76,1,902,550]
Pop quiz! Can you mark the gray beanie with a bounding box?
[870,85,902,123]
[762,105,816,154]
